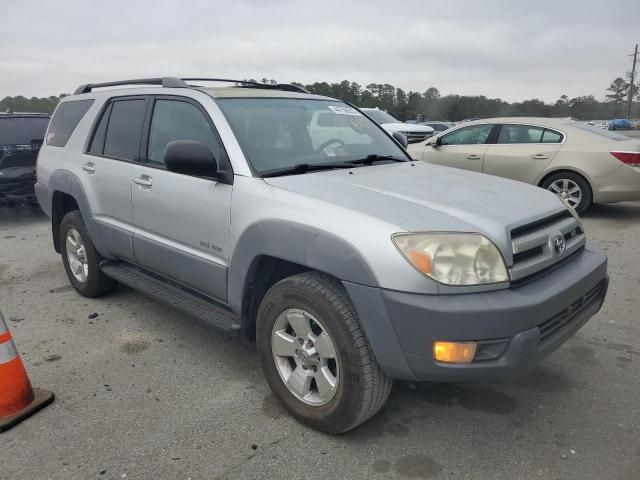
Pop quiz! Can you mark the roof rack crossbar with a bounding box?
[181,78,309,94]
[73,77,309,95]
[74,77,188,95]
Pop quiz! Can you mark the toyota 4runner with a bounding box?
[36,77,608,433]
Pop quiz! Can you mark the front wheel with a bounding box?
[256,272,392,433]
[541,172,592,214]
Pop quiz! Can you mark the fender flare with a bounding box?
[48,169,109,256]
[227,219,378,312]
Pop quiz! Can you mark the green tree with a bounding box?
[605,77,629,116]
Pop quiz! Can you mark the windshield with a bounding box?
[362,109,399,125]
[216,98,407,174]
[0,117,49,145]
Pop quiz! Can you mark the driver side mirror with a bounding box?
[429,136,442,147]
[164,140,222,180]
[392,131,408,148]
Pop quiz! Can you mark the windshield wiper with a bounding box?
[345,154,407,166]
[261,162,354,178]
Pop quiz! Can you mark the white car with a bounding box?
[360,108,434,143]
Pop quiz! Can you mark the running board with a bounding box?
[101,261,240,332]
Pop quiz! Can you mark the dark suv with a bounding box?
[0,112,50,205]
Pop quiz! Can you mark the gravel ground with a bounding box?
[0,202,639,480]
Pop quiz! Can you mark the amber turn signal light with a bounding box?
[433,341,477,364]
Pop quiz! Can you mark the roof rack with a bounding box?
[73,77,309,95]
[74,77,188,95]
[181,78,309,93]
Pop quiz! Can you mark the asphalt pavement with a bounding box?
[0,201,639,480]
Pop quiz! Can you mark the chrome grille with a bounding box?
[509,211,585,282]
[399,131,430,143]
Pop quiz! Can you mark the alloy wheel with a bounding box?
[65,228,89,282]
[271,308,339,406]
[547,179,582,209]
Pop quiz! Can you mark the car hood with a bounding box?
[265,162,566,263]
[380,122,434,133]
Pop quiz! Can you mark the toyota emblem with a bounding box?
[552,235,566,255]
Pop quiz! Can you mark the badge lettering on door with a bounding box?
[200,241,222,253]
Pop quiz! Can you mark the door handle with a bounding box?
[533,154,548,160]
[82,162,95,173]
[133,176,153,188]
[467,154,481,160]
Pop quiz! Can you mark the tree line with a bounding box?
[2,77,639,121]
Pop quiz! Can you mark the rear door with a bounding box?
[131,96,232,301]
[83,96,148,261]
[422,124,494,173]
[482,124,563,184]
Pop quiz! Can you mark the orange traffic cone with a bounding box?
[0,310,54,432]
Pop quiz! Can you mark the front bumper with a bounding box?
[343,244,608,382]
[0,168,37,201]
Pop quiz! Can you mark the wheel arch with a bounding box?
[537,167,595,194]
[48,169,107,255]
[228,220,378,341]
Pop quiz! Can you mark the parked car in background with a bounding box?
[0,112,50,205]
[587,120,608,129]
[418,121,454,133]
[36,77,608,433]
[360,108,434,143]
[607,118,632,131]
[408,117,640,213]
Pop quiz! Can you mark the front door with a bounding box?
[131,96,232,302]
[422,124,494,173]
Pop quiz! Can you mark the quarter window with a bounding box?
[147,100,223,166]
[541,129,563,143]
[103,99,147,160]
[497,124,544,144]
[47,100,94,147]
[440,125,493,145]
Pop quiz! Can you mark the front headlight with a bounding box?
[392,233,509,286]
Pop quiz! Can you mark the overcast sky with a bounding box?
[1,0,638,102]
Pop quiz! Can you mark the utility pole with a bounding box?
[626,44,638,119]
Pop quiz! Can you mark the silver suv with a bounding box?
[36,77,609,433]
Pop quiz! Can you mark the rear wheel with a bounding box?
[60,210,117,297]
[256,271,392,433]
[541,172,592,214]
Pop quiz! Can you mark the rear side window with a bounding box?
[0,117,49,145]
[497,124,544,144]
[47,100,94,147]
[102,99,147,160]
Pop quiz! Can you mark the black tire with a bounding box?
[256,271,392,434]
[60,210,117,297]
[541,172,592,214]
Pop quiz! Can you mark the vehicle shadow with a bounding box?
[0,203,46,226]
[581,201,640,221]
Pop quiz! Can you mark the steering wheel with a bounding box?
[315,138,346,154]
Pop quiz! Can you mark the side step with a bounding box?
[101,261,241,332]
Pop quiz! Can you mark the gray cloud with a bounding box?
[1,0,638,102]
